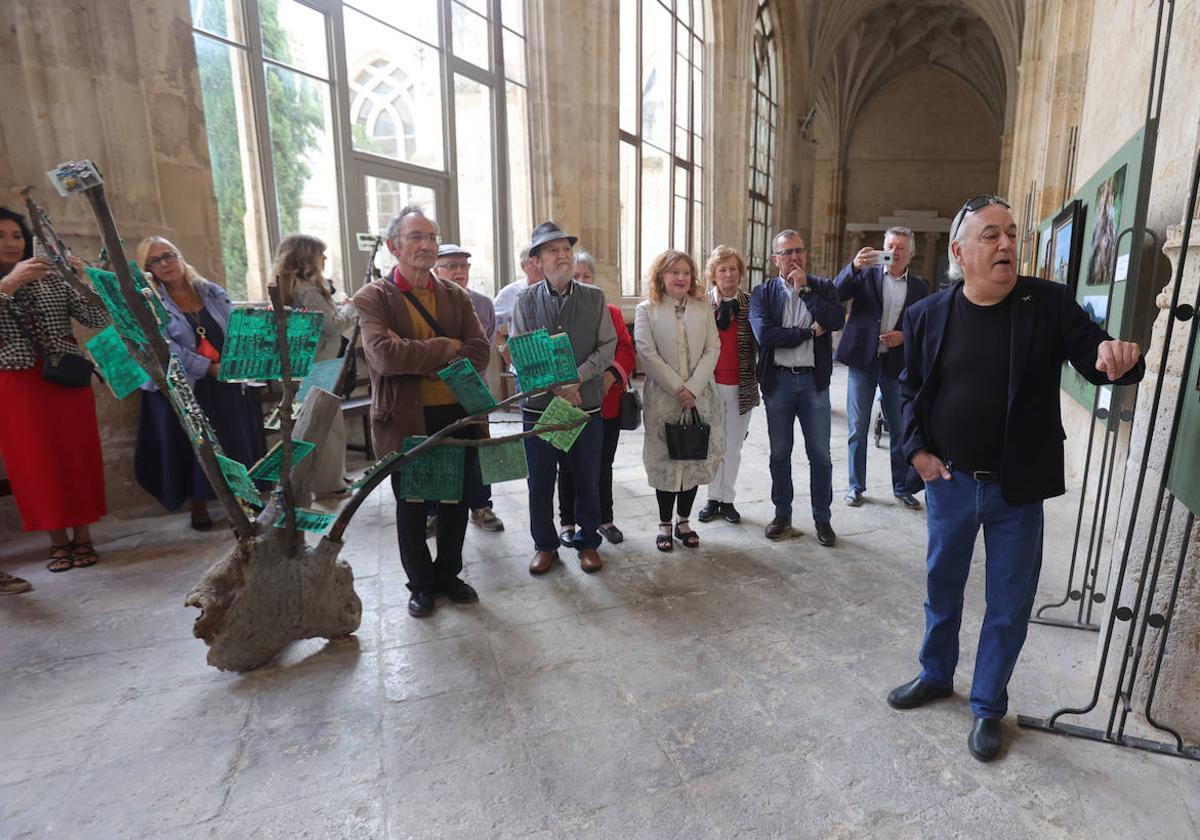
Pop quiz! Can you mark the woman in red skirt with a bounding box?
[0,207,108,578]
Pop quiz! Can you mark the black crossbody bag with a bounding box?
[10,300,96,388]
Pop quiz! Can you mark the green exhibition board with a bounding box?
[275,508,337,533]
[533,396,588,452]
[85,265,167,345]
[437,357,496,414]
[296,357,343,405]
[216,453,262,507]
[549,333,579,384]
[86,324,149,399]
[1035,127,1151,409]
[393,435,464,501]
[508,328,576,391]
[218,307,324,382]
[247,439,317,481]
[350,450,403,489]
[479,439,528,484]
[1167,328,1200,515]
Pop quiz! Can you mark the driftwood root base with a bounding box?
[185,538,362,672]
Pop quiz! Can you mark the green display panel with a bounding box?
[437,357,496,414]
[1167,327,1200,515]
[479,439,528,484]
[549,333,579,384]
[1034,127,1152,409]
[85,265,167,345]
[216,454,262,507]
[247,439,317,481]
[218,307,324,382]
[86,324,149,399]
[508,328,576,391]
[393,436,464,501]
[296,357,343,405]
[275,508,337,533]
[533,396,588,452]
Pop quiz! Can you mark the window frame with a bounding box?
[745,0,777,289]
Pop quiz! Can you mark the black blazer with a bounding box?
[899,276,1145,505]
[748,275,845,393]
[832,262,928,377]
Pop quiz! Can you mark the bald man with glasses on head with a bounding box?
[886,194,1144,762]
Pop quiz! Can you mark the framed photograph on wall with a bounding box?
[1048,199,1083,293]
[1086,164,1127,286]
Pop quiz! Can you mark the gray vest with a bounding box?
[512,280,608,411]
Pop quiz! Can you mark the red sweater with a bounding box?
[601,304,635,419]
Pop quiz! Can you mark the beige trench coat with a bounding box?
[635,295,725,491]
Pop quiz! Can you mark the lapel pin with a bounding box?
[1021,295,1032,302]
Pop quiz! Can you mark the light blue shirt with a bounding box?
[879,268,908,353]
[772,276,815,368]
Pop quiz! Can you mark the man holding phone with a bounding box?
[833,226,928,509]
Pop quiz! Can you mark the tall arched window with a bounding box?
[745,1,777,288]
[618,0,706,297]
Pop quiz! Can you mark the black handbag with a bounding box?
[11,301,96,388]
[665,407,710,461]
[619,386,642,431]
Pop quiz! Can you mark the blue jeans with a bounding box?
[919,470,1044,718]
[523,412,603,551]
[763,369,833,522]
[846,361,908,494]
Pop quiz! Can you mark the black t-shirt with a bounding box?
[925,286,1012,473]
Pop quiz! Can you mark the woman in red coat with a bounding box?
[556,250,635,544]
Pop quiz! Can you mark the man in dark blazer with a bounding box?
[885,195,1144,762]
[833,226,928,510]
[749,229,845,546]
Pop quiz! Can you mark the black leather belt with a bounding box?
[970,470,1000,483]
[776,365,814,374]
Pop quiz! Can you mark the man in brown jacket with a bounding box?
[353,206,491,618]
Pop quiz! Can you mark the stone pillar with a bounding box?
[1094,222,1200,744]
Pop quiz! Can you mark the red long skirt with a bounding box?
[0,366,107,531]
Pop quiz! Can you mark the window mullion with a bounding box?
[241,0,282,290]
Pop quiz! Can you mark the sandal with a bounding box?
[656,522,674,553]
[71,541,99,568]
[47,543,74,573]
[674,519,700,548]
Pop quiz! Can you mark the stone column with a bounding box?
[1094,222,1200,744]
[923,232,940,282]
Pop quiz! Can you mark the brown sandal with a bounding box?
[47,543,74,573]
[71,541,99,568]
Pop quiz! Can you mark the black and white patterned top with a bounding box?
[0,273,109,370]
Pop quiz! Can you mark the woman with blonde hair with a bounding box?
[696,245,759,525]
[634,249,724,551]
[272,235,357,495]
[133,236,264,529]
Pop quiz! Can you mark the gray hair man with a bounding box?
[833,226,929,510]
[887,194,1144,761]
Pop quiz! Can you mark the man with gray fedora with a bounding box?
[512,221,616,575]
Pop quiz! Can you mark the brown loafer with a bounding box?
[529,549,558,575]
[578,547,602,574]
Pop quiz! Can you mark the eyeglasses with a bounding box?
[950,194,1012,240]
[145,251,179,268]
[438,261,470,271]
[773,246,808,258]
[402,233,440,245]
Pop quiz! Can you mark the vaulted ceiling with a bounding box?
[783,0,1023,154]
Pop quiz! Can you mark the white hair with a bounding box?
[884,226,914,251]
[385,205,436,244]
[946,209,970,281]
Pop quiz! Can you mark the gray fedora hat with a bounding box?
[437,243,471,258]
[528,221,578,256]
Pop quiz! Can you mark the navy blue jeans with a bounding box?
[919,470,1044,718]
[762,369,833,522]
[523,411,603,551]
[846,360,907,494]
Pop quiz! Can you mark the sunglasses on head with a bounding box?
[950,194,1012,240]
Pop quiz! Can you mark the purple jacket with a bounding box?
[140,279,234,391]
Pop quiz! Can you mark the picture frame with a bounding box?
[1047,199,1083,294]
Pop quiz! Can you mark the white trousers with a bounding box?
[706,383,754,503]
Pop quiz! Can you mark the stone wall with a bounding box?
[0,0,224,528]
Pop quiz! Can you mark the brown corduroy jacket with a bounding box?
[353,273,490,456]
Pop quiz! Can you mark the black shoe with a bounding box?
[598,523,624,544]
[559,526,577,546]
[844,488,864,507]
[697,500,722,523]
[895,493,922,510]
[968,717,1003,761]
[765,516,790,540]
[443,577,479,604]
[886,676,954,709]
[721,503,741,524]
[407,589,435,618]
[815,521,837,547]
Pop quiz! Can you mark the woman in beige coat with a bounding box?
[635,249,724,552]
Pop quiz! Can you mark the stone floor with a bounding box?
[2,367,1199,839]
